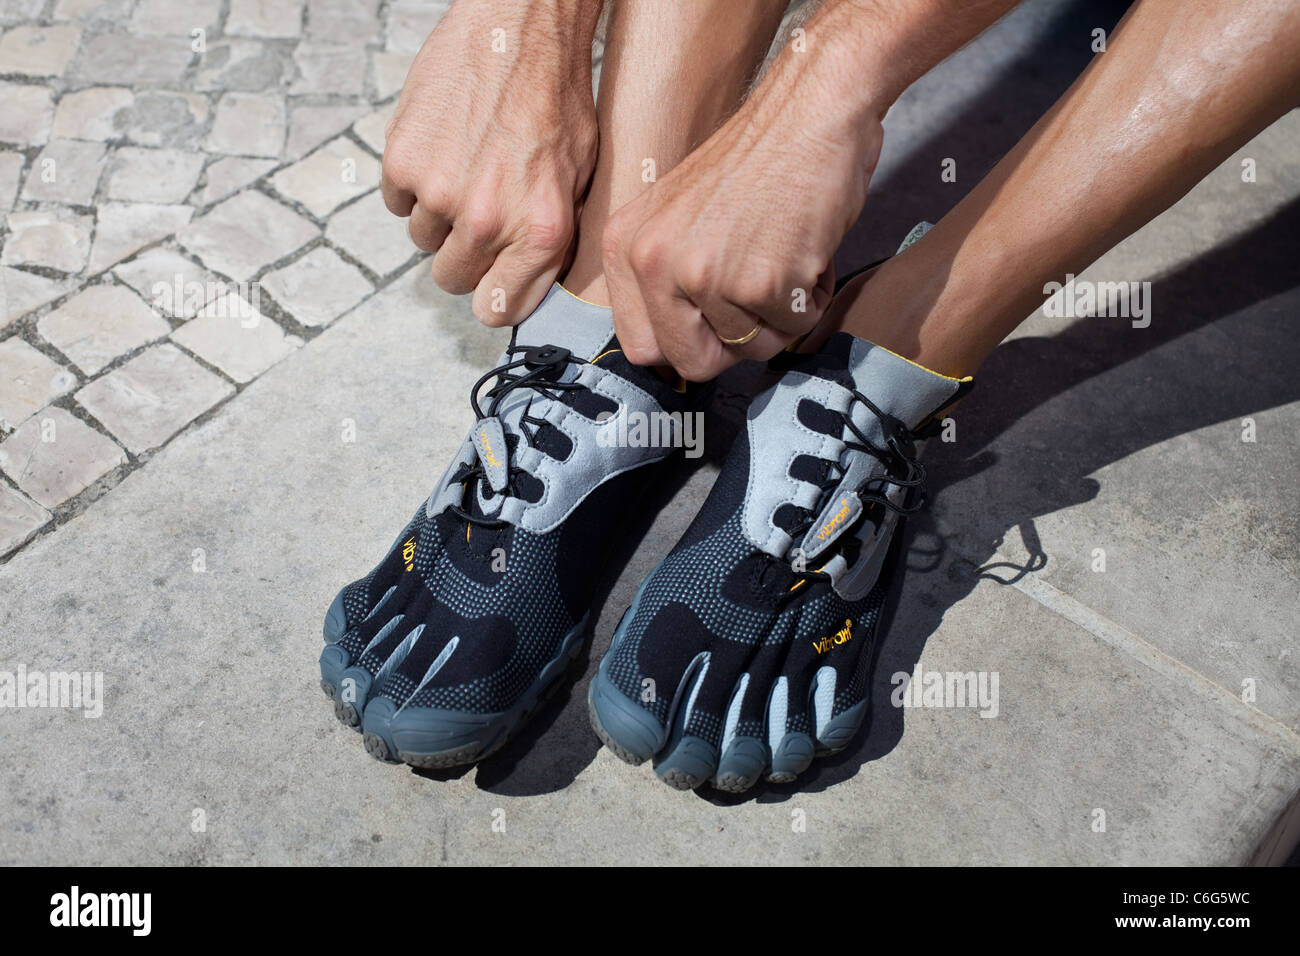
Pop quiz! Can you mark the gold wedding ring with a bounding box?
[719,321,763,347]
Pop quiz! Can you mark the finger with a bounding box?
[381,170,416,217]
[653,294,730,382]
[697,292,799,363]
[811,263,835,315]
[430,223,499,295]
[603,215,664,366]
[408,201,451,253]
[472,241,564,327]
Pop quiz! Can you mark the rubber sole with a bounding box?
[359,614,590,770]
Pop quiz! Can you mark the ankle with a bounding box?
[831,249,979,379]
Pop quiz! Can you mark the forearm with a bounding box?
[752,0,1022,127]
[832,0,1300,376]
[440,0,604,83]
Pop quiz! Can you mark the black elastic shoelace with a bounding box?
[784,388,937,589]
[448,343,588,529]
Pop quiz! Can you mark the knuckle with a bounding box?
[414,174,454,215]
[733,267,785,311]
[674,354,715,382]
[628,232,666,279]
[380,143,416,187]
[622,342,659,366]
[522,208,571,255]
[430,255,474,295]
[458,200,501,247]
[678,255,714,298]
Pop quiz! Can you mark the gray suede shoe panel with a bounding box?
[426,283,676,532]
[739,371,855,559]
[739,337,962,576]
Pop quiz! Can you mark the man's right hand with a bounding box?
[381,0,601,325]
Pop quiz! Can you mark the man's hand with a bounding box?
[600,17,879,380]
[601,61,879,380]
[601,0,1019,380]
[382,0,601,325]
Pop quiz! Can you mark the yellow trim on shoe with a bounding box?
[555,282,609,309]
[867,340,973,384]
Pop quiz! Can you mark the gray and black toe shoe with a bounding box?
[321,284,701,769]
[589,329,971,792]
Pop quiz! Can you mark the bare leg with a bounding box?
[561,0,791,305]
[830,0,1300,377]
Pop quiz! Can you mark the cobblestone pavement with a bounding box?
[0,0,459,560]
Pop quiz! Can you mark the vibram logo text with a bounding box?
[812,618,853,654]
[479,428,501,468]
[816,498,852,542]
[402,537,416,572]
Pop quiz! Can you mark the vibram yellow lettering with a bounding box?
[813,618,853,654]
[815,497,852,542]
[479,428,501,468]
[402,537,416,571]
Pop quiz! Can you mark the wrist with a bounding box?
[760,1,897,127]
[449,0,602,62]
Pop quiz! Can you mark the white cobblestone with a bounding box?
[130,0,221,35]
[194,40,291,93]
[0,24,82,76]
[0,405,126,508]
[123,91,209,149]
[385,2,446,53]
[305,0,380,45]
[113,248,218,319]
[50,87,135,141]
[104,146,206,204]
[262,246,373,327]
[0,338,76,432]
[178,190,318,281]
[171,291,299,382]
[194,156,276,207]
[370,52,412,101]
[1,268,76,329]
[0,482,50,557]
[270,137,380,218]
[291,43,367,96]
[227,0,305,38]
[87,202,194,274]
[205,92,286,159]
[286,104,368,161]
[75,343,234,453]
[1,209,93,273]
[0,150,24,225]
[351,105,394,155]
[21,139,106,205]
[0,83,54,146]
[325,189,418,277]
[51,0,133,21]
[71,32,194,87]
[37,284,171,375]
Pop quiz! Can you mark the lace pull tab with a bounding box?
[798,489,864,563]
[472,416,510,493]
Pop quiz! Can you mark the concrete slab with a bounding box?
[0,263,1294,865]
